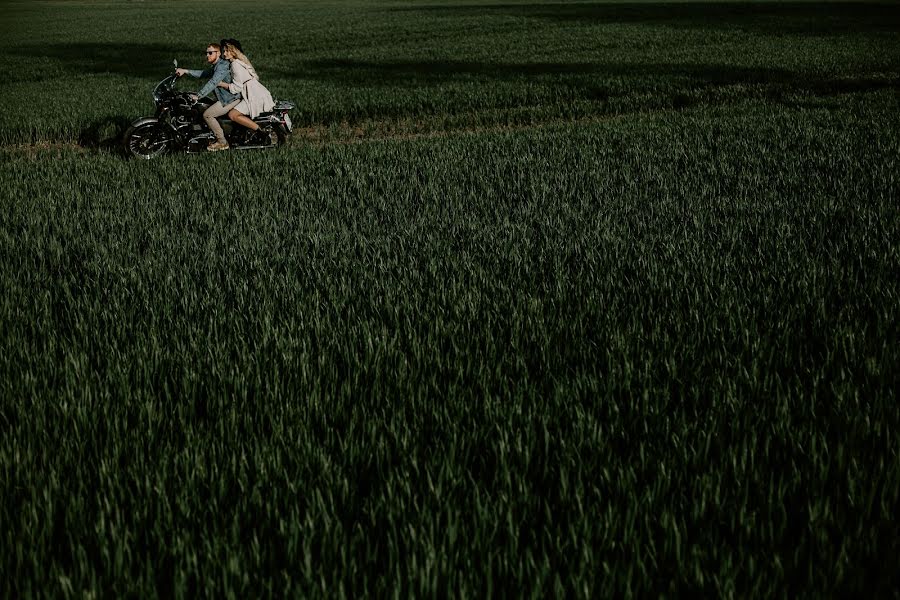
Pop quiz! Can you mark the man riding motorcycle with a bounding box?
[174,41,239,151]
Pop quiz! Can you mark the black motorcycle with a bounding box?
[124,60,295,159]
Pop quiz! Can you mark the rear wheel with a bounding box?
[256,124,285,148]
[123,122,175,159]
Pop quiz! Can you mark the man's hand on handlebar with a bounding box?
[175,68,188,77]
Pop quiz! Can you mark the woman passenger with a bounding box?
[217,40,275,140]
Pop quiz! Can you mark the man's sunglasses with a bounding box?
[206,50,218,55]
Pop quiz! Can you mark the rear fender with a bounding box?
[253,114,281,124]
[254,112,293,134]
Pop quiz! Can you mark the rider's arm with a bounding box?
[196,62,231,98]
[183,67,213,79]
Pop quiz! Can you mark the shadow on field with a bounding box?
[276,58,899,101]
[393,1,900,35]
[11,42,195,78]
[78,116,131,152]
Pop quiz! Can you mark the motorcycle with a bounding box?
[124,60,295,159]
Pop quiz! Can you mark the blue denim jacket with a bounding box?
[187,58,239,105]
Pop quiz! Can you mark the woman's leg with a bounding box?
[228,108,259,131]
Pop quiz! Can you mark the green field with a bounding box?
[2,0,899,596]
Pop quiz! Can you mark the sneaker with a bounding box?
[207,141,230,152]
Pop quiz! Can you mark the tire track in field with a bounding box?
[0,108,681,156]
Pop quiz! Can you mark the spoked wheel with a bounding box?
[266,126,286,148]
[123,122,175,159]
[229,125,286,150]
[253,125,285,149]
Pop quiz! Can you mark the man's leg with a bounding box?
[203,100,239,145]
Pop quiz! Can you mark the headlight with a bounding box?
[153,82,166,103]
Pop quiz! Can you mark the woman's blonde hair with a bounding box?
[224,43,253,71]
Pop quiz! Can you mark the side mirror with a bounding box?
[173,59,178,69]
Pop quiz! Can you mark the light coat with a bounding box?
[227,60,275,119]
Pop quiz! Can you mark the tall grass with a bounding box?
[3,0,900,596]
[2,94,899,594]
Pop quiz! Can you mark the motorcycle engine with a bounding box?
[169,113,193,132]
[187,132,215,153]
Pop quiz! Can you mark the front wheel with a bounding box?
[123,122,175,159]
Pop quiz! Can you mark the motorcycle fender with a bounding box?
[128,117,178,135]
[128,116,160,129]
[255,116,290,136]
